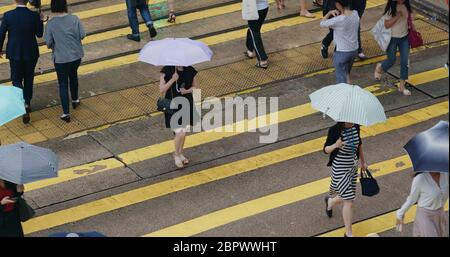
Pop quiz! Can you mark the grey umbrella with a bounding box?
[0,142,58,184]
[404,121,449,173]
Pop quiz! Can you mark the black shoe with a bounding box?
[149,25,157,38]
[60,115,71,123]
[321,45,329,59]
[324,195,333,218]
[344,233,348,237]
[72,100,80,109]
[22,113,30,124]
[127,34,141,42]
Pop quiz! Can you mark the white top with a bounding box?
[385,4,409,38]
[396,173,449,219]
[320,10,360,52]
[256,0,269,10]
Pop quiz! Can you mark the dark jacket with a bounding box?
[0,7,43,61]
[351,0,367,17]
[0,181,24,237]
[323,0,336,16]
[323,123,362,167]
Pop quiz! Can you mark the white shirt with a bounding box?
[256,0,269,11]
[320,10,360,52]
[396,173,449,219]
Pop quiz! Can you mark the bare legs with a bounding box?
[173,128,187,168]
[327,196,354,237]
[167,0,176,22]
[299,0,315,18]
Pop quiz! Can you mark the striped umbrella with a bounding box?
[309,83,387,126]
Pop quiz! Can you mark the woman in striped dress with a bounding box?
[323,122,368,237]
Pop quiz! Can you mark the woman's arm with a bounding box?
[159,73,177,94]
[78,18,86,40]
[384,10,404,29]
[320,10,340,28]
[396,175,422,220]
[44,23,54,49]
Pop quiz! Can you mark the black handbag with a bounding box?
[360,168,380,197]
[157,82,176,115]
[17,197,35,222]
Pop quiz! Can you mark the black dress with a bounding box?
[0,181,24,237]
[160,66,198,130]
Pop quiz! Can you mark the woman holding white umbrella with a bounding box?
[310,83,387,237]
[159,65,198,169]
[139,38,212,169]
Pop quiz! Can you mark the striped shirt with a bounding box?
[320,10,360,52]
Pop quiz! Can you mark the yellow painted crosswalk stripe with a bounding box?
[2,0,386,84]
[22,101,449,235]
[319,201,449,237]
[22,67,448,192]
[118,68,449,164]
[75,0,166,20]
[0,0,275,65]
[144,155,414,237]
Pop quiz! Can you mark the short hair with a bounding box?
[335,0,351,8]
[16,0,28,5]
[51,0,68,13]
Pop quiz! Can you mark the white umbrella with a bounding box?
[309,83,387,126]
[138,38,213,66]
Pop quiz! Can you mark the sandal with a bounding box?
[244,50,256,59]
[174,154,184,169]
[300,11,315,18]
[313,0,323,7]
[374,63,383,81]
[399,88,411,96]
[255,62,268,69]
[180,154,189,165]
[167,12,176,23]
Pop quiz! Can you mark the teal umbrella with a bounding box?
[0,85,26,126]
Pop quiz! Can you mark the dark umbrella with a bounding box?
[0,142,58,184]
[404,121,449,173]
[49,232,106,237]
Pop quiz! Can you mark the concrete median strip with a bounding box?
[21,100,449,235]
[22,67,449,193]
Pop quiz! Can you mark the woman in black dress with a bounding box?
[159,66,198,169]
[0,179,24,237]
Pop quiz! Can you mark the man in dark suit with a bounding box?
[0,0,44,124]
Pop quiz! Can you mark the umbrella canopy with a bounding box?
[0,85,26,126]
[0,142,58,184]
[138,38,213,66]
[309,83,387,126]
[49,232,106,237]
[404,121,449,173]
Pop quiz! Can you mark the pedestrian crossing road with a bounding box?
[0,0,448,237]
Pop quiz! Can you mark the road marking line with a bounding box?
[22,101,449,235]
[144,155,413,237]
[0,0,275,65]
[319,202,449,237]
[75,0,166,20]
[0,0,51,13]
[25,158,124,192]
[2,0,386,84]
[21,67,449,192]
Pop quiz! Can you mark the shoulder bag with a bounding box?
[17,197,35,222]
[360,168,380,197]
[371,15,391,51]
[407,12,423,49]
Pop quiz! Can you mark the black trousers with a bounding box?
[9,58,38,106]
[55,59,81,115]
[246,7,269,62]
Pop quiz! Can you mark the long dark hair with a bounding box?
[384,0,412,16]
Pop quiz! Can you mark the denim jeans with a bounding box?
[54,59,81,115]
[125,0,153,35]
[381,36,410,80]
[333,50,358,83]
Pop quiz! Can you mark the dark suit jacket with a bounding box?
[0,7,43,61]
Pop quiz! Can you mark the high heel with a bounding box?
[374,63,383,81]
[60,114,71,123]
[72,100,80,109]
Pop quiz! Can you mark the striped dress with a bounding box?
[329,126,359,200]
